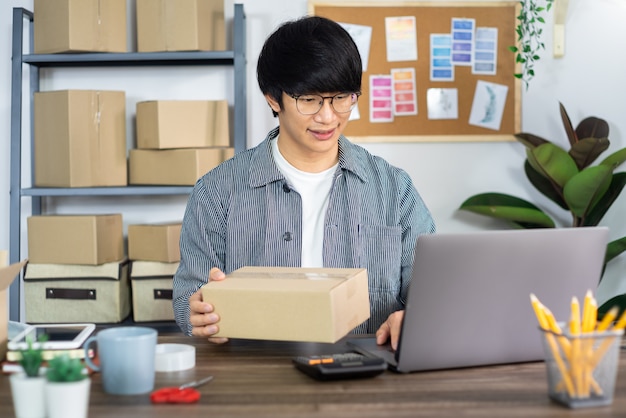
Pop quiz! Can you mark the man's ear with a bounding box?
[265,93,281,114]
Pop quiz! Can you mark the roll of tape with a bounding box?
[155,343,196,372]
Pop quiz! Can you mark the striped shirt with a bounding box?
[173,127,436,336]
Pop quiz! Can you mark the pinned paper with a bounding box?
[472,27,498,75]
[427,88,458,120]
[391,68,417,116]
[369,75,393,123]
[451,18,475,66]
[469,80,508,131]
[430,34,454,81]
[339,22,373,72]
[385,16,417,62]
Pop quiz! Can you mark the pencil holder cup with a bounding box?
[539,326,623,408]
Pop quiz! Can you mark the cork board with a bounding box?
[308,1,521,142]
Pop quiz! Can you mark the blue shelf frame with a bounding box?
[8,5,247,321]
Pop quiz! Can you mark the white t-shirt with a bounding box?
[271,138,337,267]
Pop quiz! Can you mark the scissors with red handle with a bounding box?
[150,375,214,404]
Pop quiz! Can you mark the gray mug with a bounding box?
[84,326,157,395]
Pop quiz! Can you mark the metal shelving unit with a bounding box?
[8,5,247,321]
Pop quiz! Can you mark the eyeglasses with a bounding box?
[289,92,361,115]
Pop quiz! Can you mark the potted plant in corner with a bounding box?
[459,103,626,315]
[9,336,47,418]
[45,354,91,418]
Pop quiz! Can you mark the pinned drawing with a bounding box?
[468,80,508,131]
[426,88,458,120]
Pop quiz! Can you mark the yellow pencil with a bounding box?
[530,294,576,397]
[581,290,595,333]
[590,308,626,370]
[580,291,596,397]
[569,296,584,397]
[596,306,619,332]
[570,296,581,335]
[530,293,549,329]
[544,306,571,358]
[612,308,626,331]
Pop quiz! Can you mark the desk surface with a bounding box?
[2,333,626,418]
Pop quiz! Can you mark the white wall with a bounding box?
[2,0,625,315]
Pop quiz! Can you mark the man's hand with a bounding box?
[189,267,229,344]
[375,310,404,351]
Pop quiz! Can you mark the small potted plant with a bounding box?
[9,336,47,418]
[45,354,91,418]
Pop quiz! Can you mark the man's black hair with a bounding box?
[257,15,362,117]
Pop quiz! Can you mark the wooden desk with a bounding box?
[2,333,625,417]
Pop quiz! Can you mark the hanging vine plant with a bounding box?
[509,0,554,89]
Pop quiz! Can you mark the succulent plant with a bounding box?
[46,354,87,383]
[459,103,626,315]
[18,336,45,377]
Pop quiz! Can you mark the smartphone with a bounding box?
[8,323,96,351]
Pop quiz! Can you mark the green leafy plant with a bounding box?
[46,354,87,383]
[510,0,554,89]
[459,103,626,314]
[18,336,47,377]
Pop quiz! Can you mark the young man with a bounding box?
[173,16,435,350]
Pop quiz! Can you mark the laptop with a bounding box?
[348,227,609,373]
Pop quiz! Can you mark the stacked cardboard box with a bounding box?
[31,0,231,187]
[33,0,128,54]
[136,100,230,149]
[128,223,182,322]
[129,100,234,185]
[24,215,130,324]
[34,0,226,54]
[34,90,127,188]
[136,0,226,52]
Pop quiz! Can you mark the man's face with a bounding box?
[266,92,353,170]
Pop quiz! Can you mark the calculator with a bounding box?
[292,352,387,381]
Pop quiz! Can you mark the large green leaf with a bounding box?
[606,236,626,265]
[559,102,577,147]
[563,165,612,217]
[514,132,549,149]
[527,143,579,188]
[524,160,568,210]
[598,294,626,318]
[576,116,609,141]
[600,147,626,169]
[459,193,555,228]
[585,172,626,226]
[569,137,609,169]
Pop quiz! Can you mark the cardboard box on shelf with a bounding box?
[27,215,124,265]
[34,0,127,54]
[201,267,370,343]
[136,0,225,52]
[128,148,234,186]
[128,223,182,263]
[34,90,127,187]
[0,252,27,361]
[24,260,131,324]
[130,261,178,322]
[136,100,230,149]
